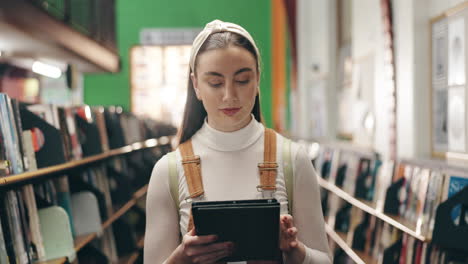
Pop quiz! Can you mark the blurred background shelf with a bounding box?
[75,184,148,252]
[325,224,376,264]
[0,137,171,187]
[0,0,118,73]
[318,176,427,242]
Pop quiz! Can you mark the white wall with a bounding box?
[296,0,468,159]
[429,0,467,17]
[296,0,336,140]
[394,0,466,158]
[394,0,420,158]
[296,0,389,155]
[352,0,380,59]
[351,0,390,157]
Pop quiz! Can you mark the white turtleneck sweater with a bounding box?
[144,117,331,264]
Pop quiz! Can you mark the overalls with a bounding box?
[177,128,286,264]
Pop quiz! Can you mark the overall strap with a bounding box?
[250,128,283,264]
[179,139,203,232]
[177,131,284,263]
[179,140,204,199]
[257,128,278,198]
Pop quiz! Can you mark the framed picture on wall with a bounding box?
[432,18,449,153]
[430,4,468,160]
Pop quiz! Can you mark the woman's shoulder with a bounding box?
[269,130,305,158]
[150,151,177,180]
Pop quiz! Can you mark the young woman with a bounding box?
[144,20,331,264]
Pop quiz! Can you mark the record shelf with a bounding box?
[4,136,172,264]
[35,184,147,264]
[0,137,169,187]
[318,177,427,242]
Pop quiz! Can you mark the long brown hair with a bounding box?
[178,31,262,144]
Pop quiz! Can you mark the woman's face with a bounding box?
[192,46,259,132]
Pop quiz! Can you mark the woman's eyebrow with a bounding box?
[203,68,253,77]
[203,71,223,77]
[234,68,253,75]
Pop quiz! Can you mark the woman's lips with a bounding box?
[221,107,241,116]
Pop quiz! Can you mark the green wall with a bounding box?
[84,0,273,127]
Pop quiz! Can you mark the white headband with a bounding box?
[189,19,260,72]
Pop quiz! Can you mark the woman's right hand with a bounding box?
[169,228,233,264]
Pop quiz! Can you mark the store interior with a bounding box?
[0,0,467,263]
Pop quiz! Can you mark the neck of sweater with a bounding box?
[192,115,264,152]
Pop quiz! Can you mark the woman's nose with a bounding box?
[223,82,238,102]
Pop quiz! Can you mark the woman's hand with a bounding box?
[168,228,233,264]
[279,214,306,263]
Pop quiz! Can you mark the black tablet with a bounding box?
[191,198,281,262]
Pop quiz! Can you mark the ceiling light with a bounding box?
[32,61,62,79]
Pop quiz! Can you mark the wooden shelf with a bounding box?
[74,232,98,252]
[133,185,149,201]
[318,177,427,242]
[325,224,367,264]
[335,230,348,243]
[35,172,149,264]
[11,135,162,264]
[0,137,171,187]
[0,0,119,73]
[136,236,145,249]
[118,252,140,264]
[118,235,145,264]
[102,185,148,229]
[102,199,137,230]
[325,224,378,264]
[75,184,148,252]
[356,250,378,264]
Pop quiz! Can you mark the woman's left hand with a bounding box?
[279,214,306,263]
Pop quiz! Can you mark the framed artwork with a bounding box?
[431,2,468,160]
[432,18,449,153]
